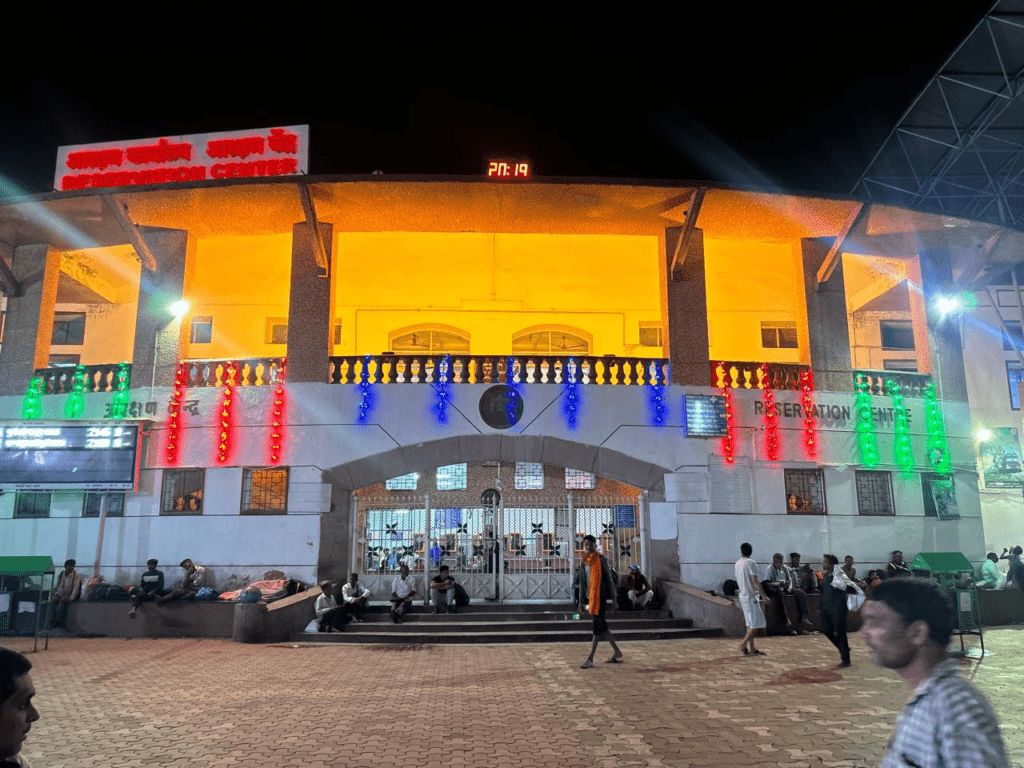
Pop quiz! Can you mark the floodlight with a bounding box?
[168,300,189,318]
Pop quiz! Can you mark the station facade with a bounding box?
[0,172,1019,598]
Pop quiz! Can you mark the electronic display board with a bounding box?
[681,395,728,437]
[0,422,142,490]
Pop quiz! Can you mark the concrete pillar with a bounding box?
[802,237,853,392]
[919,250,969,402]
[131,228,191,389]
[0,244,61,396]
[287,223,333,384]
[319,483,350,582]
[666,228,711,386]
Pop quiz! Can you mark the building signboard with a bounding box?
[54,125,309,191]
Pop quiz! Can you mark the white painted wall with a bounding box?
[0,373,988,592]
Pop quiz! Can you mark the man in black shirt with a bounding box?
[128,559,166,618]
[431,565,457,614]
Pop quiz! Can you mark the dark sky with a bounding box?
[0,3,994,199]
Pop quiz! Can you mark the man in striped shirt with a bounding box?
[862,578,1008,768]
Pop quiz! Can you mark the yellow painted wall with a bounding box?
[50,245,141,364]
[183,234,292,359]
[705,238,808,364]
[332,233,664,356]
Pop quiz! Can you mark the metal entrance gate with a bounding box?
[353,492,644,603]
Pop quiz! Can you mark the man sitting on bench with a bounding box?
[128,559,167,618]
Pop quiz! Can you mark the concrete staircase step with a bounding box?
[292,626,722,644]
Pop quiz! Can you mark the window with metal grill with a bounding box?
[784,469,826,514]
[855,471,893,516]
[386,472,418,491]
[83,493,125,517]
[565,468,595,489]
[242,468,289,514]
[14,492,51,518]
[514,462,545,490]
[435,463,467,491]
[161,469,205,514]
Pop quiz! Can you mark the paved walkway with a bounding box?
[6,627,1022,768]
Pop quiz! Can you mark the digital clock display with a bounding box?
[0,422,142,490]
[486,160,531,179]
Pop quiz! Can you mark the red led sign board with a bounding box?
[486,160,531,179]
[54,126,309,192]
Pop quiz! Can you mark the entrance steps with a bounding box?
[293,602,724,644]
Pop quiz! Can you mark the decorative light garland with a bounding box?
[759,363,781,461]
[854,375,880,467]
[720,362,737,464]
[21,375,44,420]
[798,369,818,458]
[562,357,580,430]
[505,356,519,426]
[63,365,87,419]
[434,354,451,424]
[216,361,239,464]
[647,381,668,427]
[268,358,288,464]
[110,362,131,419]
[165,361,189,465]
[886,378,915,477]
[357,354,374,422]
[922,380,952,475]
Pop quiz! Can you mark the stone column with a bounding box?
[287,222,333,383]
[919,250,969,402]
[802,237,853,393]
[0,244,61,396]
[131,228,191,390]
[666,227,711,386]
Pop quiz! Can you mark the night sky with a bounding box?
[0,3,994,199]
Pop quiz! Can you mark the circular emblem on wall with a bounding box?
[479,385,524,429]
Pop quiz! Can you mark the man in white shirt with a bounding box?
[735,543,769,656]
[341,573,371,622]
[390,564,417,623]
[314,581,348,632]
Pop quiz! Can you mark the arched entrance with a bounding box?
[327,436,669,603]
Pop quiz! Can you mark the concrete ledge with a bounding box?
[68,601,235,638]
[663,581,746,637]
[977,588,1024,625]
[234,588,319,643]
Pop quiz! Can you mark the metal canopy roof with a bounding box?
[852,2,1024,231]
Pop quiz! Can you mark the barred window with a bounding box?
[515,462,544,490]
[784,469,826,514]
[855,471,893,516]
[83,493,125,518]
[386,472,418,491]
[161,469,205,514]
[761,321,798,349]
[14,492,50,518]
[565,468,595,490]
[190,316,213,344]
[436,463,467,491]
[242,468,289,514]
[52,312,85,345]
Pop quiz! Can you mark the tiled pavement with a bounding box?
[6,627,1022,768]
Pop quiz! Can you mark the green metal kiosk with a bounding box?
[0,556,56,652]
[909,551,984,655]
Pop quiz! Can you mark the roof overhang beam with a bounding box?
[298,183,330,277]
[101,194,158,272]
[816,203,867,289]
[669,188,706,279]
